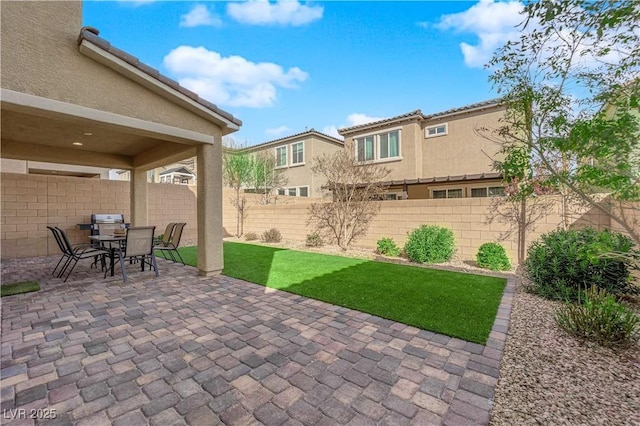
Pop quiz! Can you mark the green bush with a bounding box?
[404,225,455,263]
[306,232,324,247]
[244,232,258,241]
[524,228,636,301]
[261,228,282,243]
[476,242,511,271]
[376,238,401,257]
[555,287,640,348]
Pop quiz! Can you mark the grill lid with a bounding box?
[91,214,125,224]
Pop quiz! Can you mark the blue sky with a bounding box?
[83,0,524,146]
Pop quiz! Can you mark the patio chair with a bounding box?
[104,226,159,283]
[154,222,186,265]
[50,227,108,282]
[154,223,176,247]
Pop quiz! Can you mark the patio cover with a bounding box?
[0,2,241,275]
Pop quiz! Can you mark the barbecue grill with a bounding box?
[78,214,129,236]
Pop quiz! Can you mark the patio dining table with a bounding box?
[88,234,125,277]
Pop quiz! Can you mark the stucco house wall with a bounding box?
[1,1,221,140]
[243,130,344,198]
[338,101,507,199]
[422,107,504,177]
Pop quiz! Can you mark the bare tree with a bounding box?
[250,151,288,205]
[308,146,390,250]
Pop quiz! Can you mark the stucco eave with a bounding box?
[1,88,214,146]
[78,40,240,134]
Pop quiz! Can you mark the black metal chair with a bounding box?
[49,227,107,282]
[153,222,186,265]
[104,226,159,283]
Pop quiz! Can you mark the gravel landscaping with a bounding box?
[491,275,640,425]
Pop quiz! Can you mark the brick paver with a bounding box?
[1,255,515,425]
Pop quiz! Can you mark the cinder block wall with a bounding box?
[234,196,614,263]
[1,172,626,263]
[1,173,197,259]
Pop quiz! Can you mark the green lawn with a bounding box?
[169,242,506,344]
[1,281,40,297]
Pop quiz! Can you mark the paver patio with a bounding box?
[1,255,514,425]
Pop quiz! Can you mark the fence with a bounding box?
[1,172,630,263]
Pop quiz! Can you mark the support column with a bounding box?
[197,141,223,276]
[130,168,148,226]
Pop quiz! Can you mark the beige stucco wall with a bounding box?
[246,136,343,197]
[422,108,504,177]
[342,121,423,182]
[1,1,221,138]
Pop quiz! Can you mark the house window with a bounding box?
[279,186,309,197]
[471,186,505,197]
[379,131,400,159]
[275,146,287,167]
[425,124,448,138]
[471,188,487,198]
[433,188,462,199]
[355,130,401,163]
[489,186,505,196]
[356,136,375,162]
[291,142,304,165]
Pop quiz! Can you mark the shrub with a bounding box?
[476,242,511,271]
[524,228,636,301]
[244,232,258,241]
[555,287,640,348]
[306,232,324,247]
[376,237,401,257]
[261,228,282,243]
[404,225,455,263]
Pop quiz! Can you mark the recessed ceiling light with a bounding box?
[83,132,93,136]
[72,142,83,146]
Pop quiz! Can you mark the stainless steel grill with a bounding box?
[78,214,128,235]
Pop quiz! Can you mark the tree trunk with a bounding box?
[518,197,526,264]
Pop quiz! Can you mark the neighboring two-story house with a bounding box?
[338,99,506,199]
[242,129,344,198]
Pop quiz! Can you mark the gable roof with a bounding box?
[338,99,503,135]
[77,27,242,132]
[159,166,195,176]
[243,129,344,152]
[338,110,423,135]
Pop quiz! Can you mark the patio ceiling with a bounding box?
[1,90,207,171]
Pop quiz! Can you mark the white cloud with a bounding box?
[266,126,291,136]
[321,125,342,139]
[163,46,308,108]
[180,5,222,28]
[345,113,385,127]
[436,0,524,68]
[322,113,386,140]
[227,0,323,26]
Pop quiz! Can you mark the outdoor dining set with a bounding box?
[46,221,186,283]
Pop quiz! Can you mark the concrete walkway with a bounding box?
[1,256,514,425]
